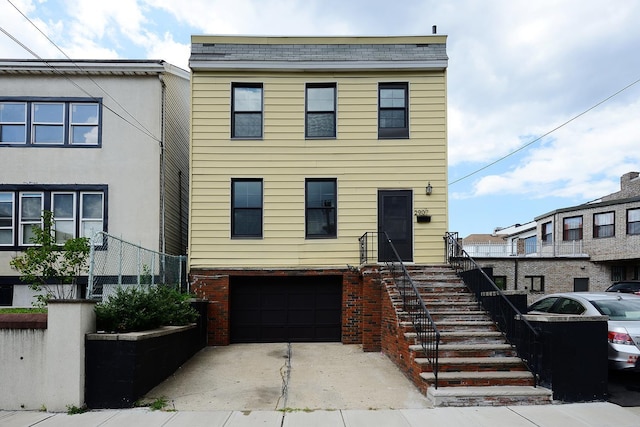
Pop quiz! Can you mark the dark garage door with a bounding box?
[230,276,342,343]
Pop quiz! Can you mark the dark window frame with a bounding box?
[378,82,409,139]
[493,276,507,291]
[627,208,640,235]
[541,221,553,244]
[563,216,583,241]
[231,83,263,139]
[305,178,337,239]
[231,178,263,239]
[0,184,107,250]
[305,83,337,139]
[525,275,545,293]
[593,211,615,238]
[0,97,102,147]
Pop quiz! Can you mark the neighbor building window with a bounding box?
[231,179,263,238]
[0,102,27,143]
[493,276,507,291]
[594,211,615,238]
[611,266,626,282]
[378,83,408,139]
[628,208,640,235]
[0,193,14,245]
[305,179,337,238]
[541,222,552,244]
[524,236,537,254]
[231,84,263,138]
[0,98,101,146]
[563,216,583,241]
[526,276,545,292]
[306,83,336,138]
[0,186,107,249]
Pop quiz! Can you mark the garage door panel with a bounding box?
[230,276,342,343]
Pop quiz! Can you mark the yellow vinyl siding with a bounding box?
[189,68,447,268]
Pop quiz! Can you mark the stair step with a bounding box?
[435,321,495,331]
[416,356,528,372]
[426,386,553,407]
[420,370,535,387]
[411,343,517,358]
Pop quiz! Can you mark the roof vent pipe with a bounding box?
[432,25,437,34]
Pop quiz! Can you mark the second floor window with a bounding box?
[378,83,409,139]
[306,83,336,138]
[0,99,101,146]
[231,84,263,139]
[594,211,615,238]
[541,222,552,243]
[231,179,263,238]
[563,216,583,241]
[628,208,640,235]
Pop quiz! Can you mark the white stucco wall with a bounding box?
[0,73,164,277]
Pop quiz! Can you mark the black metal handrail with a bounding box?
[373,231,441,389]
[444,232,541,385]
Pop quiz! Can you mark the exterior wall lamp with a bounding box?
[425,182,433,195]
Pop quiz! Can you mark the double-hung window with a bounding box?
[0,193,14,245]
[231,179,263,238]
[52,192,76,244]
[305,179,337,238]
[19,193,44,245]
[80,192,105,242]
[33,103,64,144]
[0,102,27,143]
[541,222,552,244]
[306,83,336,138]
[593,212,615,238]
[231,84,263,138]
[628,208,640,235]
[0,98,101,146]
[378,83,408,139]
[563,216,583,241]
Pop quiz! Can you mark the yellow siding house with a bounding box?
[188,35,448,345]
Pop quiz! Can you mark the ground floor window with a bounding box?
[0,185,106,249]
[493,276,507,290]
[611,266,626,282]
[525,275,545,293]
[0,284,12,306]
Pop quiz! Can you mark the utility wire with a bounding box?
[2,0,162,144]
[449,77,640,186]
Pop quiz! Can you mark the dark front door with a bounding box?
[378,190,413,262]
[230,276,342,343]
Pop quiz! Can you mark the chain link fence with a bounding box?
[86,232,187,301]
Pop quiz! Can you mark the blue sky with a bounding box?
[2,0,639,237]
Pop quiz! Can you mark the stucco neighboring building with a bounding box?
[188,35,449,345]
[0,59,190,306]
[463,172,640,301]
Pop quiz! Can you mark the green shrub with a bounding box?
[95,286,199,333]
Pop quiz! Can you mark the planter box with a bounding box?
[85,300,208,409]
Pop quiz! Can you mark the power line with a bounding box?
[2,0,162,145]
[449,77,640,186]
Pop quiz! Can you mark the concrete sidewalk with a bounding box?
[1,403,640,427]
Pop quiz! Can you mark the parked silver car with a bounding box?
[528,292,640,371]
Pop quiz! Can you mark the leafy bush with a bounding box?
[95,286,199,333]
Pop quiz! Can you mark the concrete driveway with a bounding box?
[143,343,431,411]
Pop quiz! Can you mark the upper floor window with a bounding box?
[231,179,263,238]
[306,83,336,138]
[378,83,408,139]
[0,99,101,146]
[628,208,640,235]
[305,179,337,239]
[231,84,263,139]
[0,186,106,249]
[593,211,615,238]
[541,222,553,243]
[563,216,583,241]
[524,235,537,254]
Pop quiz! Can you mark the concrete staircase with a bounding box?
[385,265,552,407]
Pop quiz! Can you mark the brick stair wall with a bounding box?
[380,264,543,402]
